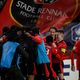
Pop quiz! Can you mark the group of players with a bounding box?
[0,25,80,80]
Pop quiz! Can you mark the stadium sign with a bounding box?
[0,0,80,34]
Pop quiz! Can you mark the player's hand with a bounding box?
[71,65,75,71]
[52,43,57,47]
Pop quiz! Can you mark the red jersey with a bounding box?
[45,42,63,64]
[57,40,68,60]
[51,46,62,63]
[51,40,67,63]
[46,44,57,78]
[71,40,80,70]
[47,43,64,74]
[30,35,42,44]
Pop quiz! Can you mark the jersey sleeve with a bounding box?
[71,41,79,66]
[31,35,42,44]
[51,47,62,61]
[72,43,79,53]
[58,42,67,54]
[70,51,75,65]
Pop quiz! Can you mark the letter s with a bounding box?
[16,1,21,7]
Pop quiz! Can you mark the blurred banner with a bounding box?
[0,0,80,34]
[64,23,80,48]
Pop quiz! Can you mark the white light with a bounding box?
[75,28,80,35]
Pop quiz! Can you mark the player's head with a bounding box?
[8,25,18,41]
[32,27,40,35]
[46,35,53,45]
[57,30,64,41]
[49,27,57,36]
[2,26,9,35]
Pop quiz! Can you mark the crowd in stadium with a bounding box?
[0,25,80,80]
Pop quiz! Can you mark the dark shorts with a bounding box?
[35,64,47,80]
[36,64,45,75]
[0,66,24,80]
[27,62,34,75]
[20,60,34,76]
[52,63,61,75]
[19,52,36,76]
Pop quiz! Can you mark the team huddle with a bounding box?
[0,25,80,80]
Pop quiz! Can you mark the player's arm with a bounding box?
[61,48,66,53]
[59,43,68,59]
[70,46,78,71]
[70,51,75,71]
[25,32,42,44]
[59,43,67,54]
[52,47,62,61]
[31,35,42,44]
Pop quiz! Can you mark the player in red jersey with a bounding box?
[45,27,63,80]
[49,27,58,40]
[71,39,80,80]
[57,30,68,60]
[43,27,58,43]
[25,27,51,80]
[46,35,59,80]
[46,35,64,80]
[54,30,67,80]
